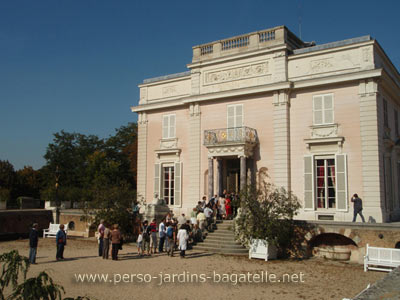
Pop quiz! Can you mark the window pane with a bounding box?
[324,109,333,123]
[314,110,323,125]
[313,96,323,110]
[324,95,333,109]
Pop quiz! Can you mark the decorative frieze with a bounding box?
[159,138,178,150]
[310,124,338,138]
[162,85,178,97]
[207,144,255,158]
[203,62,269,85]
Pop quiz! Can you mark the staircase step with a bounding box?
[194,245,248,255]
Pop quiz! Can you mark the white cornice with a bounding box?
[292,68,382,89]
[289,40,374,61]
[131,69,384,113]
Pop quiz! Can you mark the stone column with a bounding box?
[208,157,214,200]
[137,112,148,203]
[273,90,291,192]
[240,156,246,192]
[217,158,223,197]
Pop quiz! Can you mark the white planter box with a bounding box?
[249,239,277,261]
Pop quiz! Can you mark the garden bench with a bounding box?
[43,223,68,238]
[364,244,400,272]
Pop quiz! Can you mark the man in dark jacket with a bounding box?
[29,223,39,264]
[351,194,366,222]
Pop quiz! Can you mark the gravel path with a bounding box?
[0,238,385,300]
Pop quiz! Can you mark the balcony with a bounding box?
[204,127,258,146]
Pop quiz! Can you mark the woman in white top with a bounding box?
[177,225,189,258]
[219,197,226,219]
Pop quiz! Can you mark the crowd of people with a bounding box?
[27,191,240,262]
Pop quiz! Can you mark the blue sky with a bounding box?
[1,0,399,170]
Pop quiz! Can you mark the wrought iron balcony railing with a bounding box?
[203,126,258,146]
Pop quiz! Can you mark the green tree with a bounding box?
[0,160,15,191]
[14,166,42,199]
[235,183,301,256]
[0,250,91,300]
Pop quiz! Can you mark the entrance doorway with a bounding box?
[224,158,240,195]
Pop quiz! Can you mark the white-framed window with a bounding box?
[313,94,334,125]
[315,158,336,209]
[304,154,347,212]
[227,104,243,128]
[154,161,182,207]
[162,114,176,139]
[163,165,175,205]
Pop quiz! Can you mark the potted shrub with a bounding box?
[235,183,300,260]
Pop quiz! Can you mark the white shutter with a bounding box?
[235,104,243,127]
[154,163,161,200]
[162,116,169,139]
[324,95,334,124]
[335,154,347,211]
[304,155,315,210]
[169,115,176,138]
[313,96,323,125]
[174,162,182,207]
[227,105,235,128]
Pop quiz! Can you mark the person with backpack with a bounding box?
[142,220,151,256]
[165,222,175,257]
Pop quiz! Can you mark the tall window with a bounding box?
[163,166,175,205]
[227,104,243,128]
[162,114,176,139]
[315,158,336,209]
[227,104,243,141]
[313,94,334,125]
[395,109,399,137]
[383,99,388,128]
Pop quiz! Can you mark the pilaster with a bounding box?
[273,90,291,191]
[188,103,201,205]
[359,79,385,222]
[137,112,148,203]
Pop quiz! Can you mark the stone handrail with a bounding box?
[203,126,258,146]
[192,26,285,62]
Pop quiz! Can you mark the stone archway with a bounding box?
[308,233,357,261]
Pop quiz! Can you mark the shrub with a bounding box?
[235,183,301,256]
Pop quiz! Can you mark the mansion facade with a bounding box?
[131,26,400,223]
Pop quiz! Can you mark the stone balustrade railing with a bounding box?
[203,126,258,146]
[192,26,286,63]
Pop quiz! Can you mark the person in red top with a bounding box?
[149,219,158,254]
[225,194,232,219]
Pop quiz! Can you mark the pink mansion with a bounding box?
[131,26,400,223]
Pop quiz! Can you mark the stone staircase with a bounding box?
[193,220,248,255]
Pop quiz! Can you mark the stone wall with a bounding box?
[0,209,53,240]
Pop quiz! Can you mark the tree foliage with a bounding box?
[235,183,301,255]
[0,250,91,300]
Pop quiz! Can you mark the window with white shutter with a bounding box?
[162,114,176,139]
[304,155,314,210]
[313,94,334,125]
[335,154,348,211]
